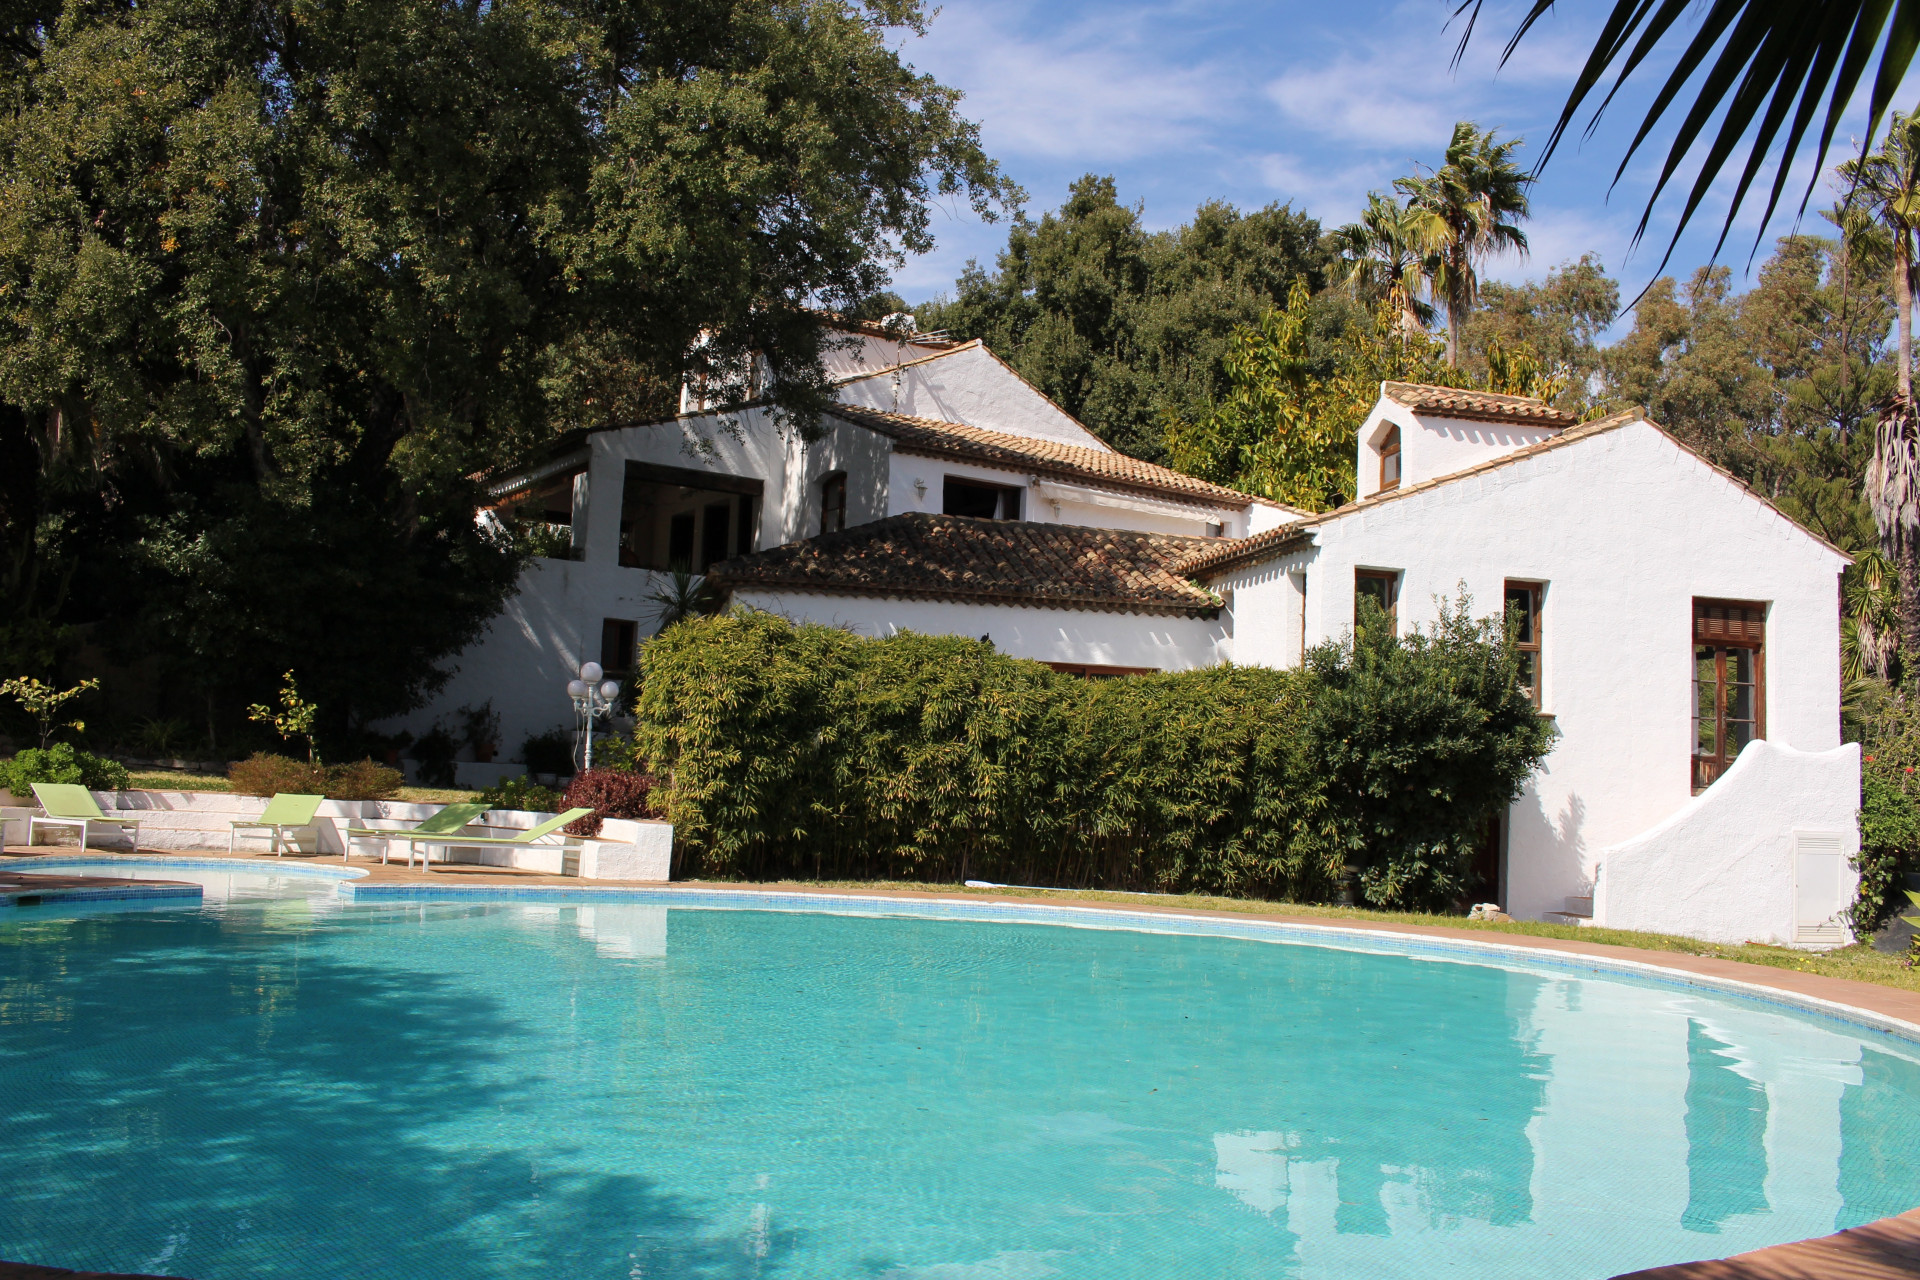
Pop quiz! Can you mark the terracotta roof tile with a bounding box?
[828,403,1278,511]
[708,512,1223,617]
[1382,381,1580,427]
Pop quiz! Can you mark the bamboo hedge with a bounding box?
[631,595,1556,908]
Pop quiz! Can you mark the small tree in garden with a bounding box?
[248,672,321,764]
[1,675,100,749]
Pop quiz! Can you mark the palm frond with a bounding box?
[1452,0,1920,272]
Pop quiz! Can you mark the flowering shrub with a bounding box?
[561,768,657,837]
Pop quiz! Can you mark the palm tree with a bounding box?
[1395,122,1530,367]
[1845,109,1920,660]
[1454,0,1920,270]
[1332,194,1437,339]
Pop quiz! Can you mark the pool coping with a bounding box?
[8,854,1920,1046]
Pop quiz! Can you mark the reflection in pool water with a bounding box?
[0,866,1915,1280]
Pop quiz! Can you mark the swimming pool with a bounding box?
[1,859,1916,1280]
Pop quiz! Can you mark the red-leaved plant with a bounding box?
[561,769,657,837]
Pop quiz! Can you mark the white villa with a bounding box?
[410,318,1860,946]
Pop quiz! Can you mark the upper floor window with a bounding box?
[618,461,761,572]
[820,472,848,534]
[944,476,1023,520]
[1355,568,1399,626]
[1379,425,1402,492]
[1693,599,1766,792]
[601,618,638,679]
[1505,581,1543,704]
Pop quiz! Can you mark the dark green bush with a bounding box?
[631,600,1553,905]
[228,753,402,800]
[0,743,131,795]
[519,727,574,778]
[1852,764,1920,935]
[480,774,565,813]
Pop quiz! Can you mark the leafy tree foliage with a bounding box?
[1164,284,1466,511]
[914,174,1330,461]
[0,0,1011,750]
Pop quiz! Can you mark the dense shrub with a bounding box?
[0,743,131,795]
[229,753,402,800]
[481,775,566,813]
[325,758,405,801]
[1853,764,1920,935]
[629,601,1554,905]
[520,727,574,777]
[561,769,657,837]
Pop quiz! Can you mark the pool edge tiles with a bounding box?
[2,854,368,880]
[340,881,1920,1049]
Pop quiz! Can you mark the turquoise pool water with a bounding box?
[1,864,1918,1280]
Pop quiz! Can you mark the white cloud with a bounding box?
[909,0,1247,163]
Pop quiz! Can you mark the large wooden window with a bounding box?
[820,473,847,535]
[1379,425,1402,492]
[1355,569,1399,625]
[943,476,1023,520]
[617,462,762,572]
[1505,581,1543,704]
[1693,599,1766,792]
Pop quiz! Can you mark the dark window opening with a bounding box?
[1693,599,1766,792]
[701,502,731,569]
[498,470,583,560]
[1355,569,1400,626]
[600,618,638,679]
[944,477,1023,520]
[1379,425,1402,492]
[821,473,848,535]
[1505,581,1544,704]
[736,495,758,557]
[617,462,762,573]
[1046,663,1157,679]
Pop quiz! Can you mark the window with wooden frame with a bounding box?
[1354,568,1399,626]
[600,618,638,679]
[1378,424,1402,492]
[1692,599,1766,792]
[820,472,848,535]
[943,476,1024,520]
[1504,581,1543,704]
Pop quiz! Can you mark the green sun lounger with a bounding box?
[390,808,595,872]
[29,783,142,852]
[229,793,325,856]
[344,802,490,867]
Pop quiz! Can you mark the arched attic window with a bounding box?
[1379,425,1402,492]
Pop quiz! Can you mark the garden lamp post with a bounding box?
[566,661,622,771]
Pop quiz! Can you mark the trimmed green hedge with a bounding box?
[632,596,1555,908]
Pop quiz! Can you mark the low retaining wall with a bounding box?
[0,790,672,881]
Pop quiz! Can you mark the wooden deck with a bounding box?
[1611,1208,1920,1278]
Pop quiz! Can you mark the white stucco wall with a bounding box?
[734,591,1228,670]
[883,452,1246,537]
[783,416,894,544]
[1214,418,1849,923]
[1596,740,1861,947]
[1355,401,1562,500]
[834,344,1111,450]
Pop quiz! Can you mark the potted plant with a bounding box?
[459,702,502,764]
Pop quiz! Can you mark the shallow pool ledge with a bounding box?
[338,879,1920,1045]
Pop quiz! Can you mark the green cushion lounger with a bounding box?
[344,802,490,868]
[28,782,142,852]
[229,793,325,856]
[390,807,595,873]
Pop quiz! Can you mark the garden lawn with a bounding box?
[705,879,1920,996]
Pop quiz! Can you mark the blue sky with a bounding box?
[886,0,1909,319]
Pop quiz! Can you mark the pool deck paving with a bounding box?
[2,843,1918,1279]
